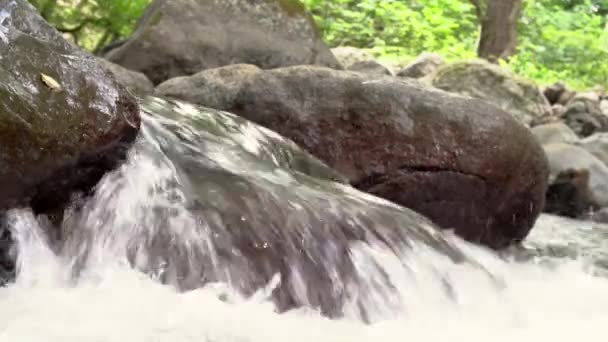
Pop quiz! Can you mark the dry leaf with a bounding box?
[40,73,62,92]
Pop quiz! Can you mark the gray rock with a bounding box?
[557,89,576,106]
[397,52,444,79]
[96,57,154,95]
[562,93,607,137]
[105,0,340,84]
[157,64,549,249]
[586,207,608,223]
[331,46,376,69]
[347,60,392,76]
[531,122,579,145]
[431,60,552,126]
[553,104,567,117]
[600,100,608,116]
[577,132,608,166]
[156,64,263,108]
[543,143,608,207]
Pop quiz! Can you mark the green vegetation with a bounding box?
[514,0,608,89]
[28,0,608,89]
[28,0,149,53]
[303,0,608,89]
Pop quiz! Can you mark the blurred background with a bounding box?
[27,0,608,90]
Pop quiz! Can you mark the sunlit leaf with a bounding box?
[40,73,62,92]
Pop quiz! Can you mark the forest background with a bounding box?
[27,0,608,89]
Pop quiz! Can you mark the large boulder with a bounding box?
[59,97,468,319]
[105,0,340,85]
[431,60,552,126]
[157,64,549,249]
[0,0,140,212]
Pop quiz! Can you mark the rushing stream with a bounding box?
[1,97,608,341]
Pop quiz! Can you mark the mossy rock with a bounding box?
[431,59,552,126]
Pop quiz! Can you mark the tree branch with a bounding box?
[54,17,111,34]
[54,19,93,33]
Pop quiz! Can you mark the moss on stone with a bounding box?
[267,0,307,17]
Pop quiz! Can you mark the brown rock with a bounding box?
[544,169,599,218]
[542,82,566,105]
[157,65,549,249]
[0,0,140,213]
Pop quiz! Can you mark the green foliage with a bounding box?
[28,0,608,89]
[303,0,608,89]
[302,0,478,62]
[508,0,608,89]
[28,0,151,52]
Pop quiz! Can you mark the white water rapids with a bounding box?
[1,99,608,341]
[2,212,608,342]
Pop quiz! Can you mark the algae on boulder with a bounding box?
[431,60,551,126]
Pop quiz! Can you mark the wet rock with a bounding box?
[331,46,376,69]
[347,60,393,76]
[577,132,608,166]
[0,0,140,211]
[562,93,607,137]
[0,214,14,285]
[157,64,549,249]
[544,168,599,218]
[105,0,340,85]
[542,82,567,105]
[155,64,264,109]
[431,60,552,126]
[543,143,608,208]
[96,58,154,96]
[62,97,469,319]
[586,207,608,223]
[397,52,444,79]
[531,122,579,145]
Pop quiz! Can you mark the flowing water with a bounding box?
[1,97,608,341]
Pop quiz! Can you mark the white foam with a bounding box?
[1,212,608,341]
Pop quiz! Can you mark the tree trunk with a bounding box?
[477,0,522,63]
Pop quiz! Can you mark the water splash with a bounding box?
[1,97,608,340]
[2,212,608,341]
